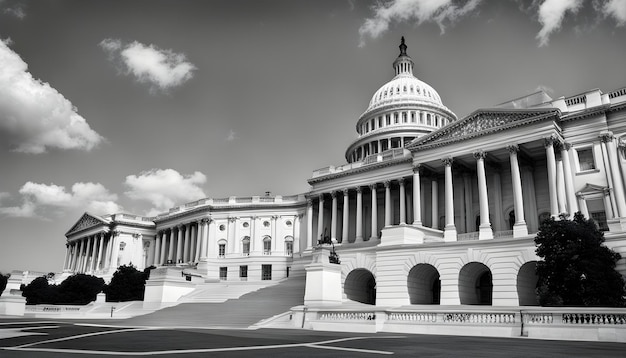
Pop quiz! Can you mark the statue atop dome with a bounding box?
[399,36,407,56]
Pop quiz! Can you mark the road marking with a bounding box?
[9,327,156,349]
[0,326,59,340]
[2,334,404,355]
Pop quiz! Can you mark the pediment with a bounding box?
[65,212,109,237]
[407,108,560,151]
[577,183,607,195]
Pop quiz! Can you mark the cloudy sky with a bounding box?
[0,0,624,273]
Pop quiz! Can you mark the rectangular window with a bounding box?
[218,244,225,258]
[239,265,248,280]
[285,241,293,256]
[262,264,272,280]
[242,242,250,256]
[263,240,271,255]
[577,147,596,171]
[591,211,609,232]
[219,267,227,280]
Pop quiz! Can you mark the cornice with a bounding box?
[308,156,412,184]
[559,104,610,122]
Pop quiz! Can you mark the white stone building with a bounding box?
[63,38,626,307]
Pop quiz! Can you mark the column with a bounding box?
[342,189,349,243]
[294,214,302,254]
[110,231,120,270]
[317,194,325,243]
[63,245,70,271]
[384,181,392,226]
[545,137,559,217]
[399,178,406,224]
[355,187,364,243]
[306,199,314,249]
[103,234,112,270]
[183,223,191,262]
[69,242,77,271]
[600,139,619,216]
[463,173,473,232]
[167,228,175,262]
[442,157,457,241]
[412,165,422,226]
[431,179,438,229]
[271,216,277,254]
[330,192,338,241]
[160,230,168,264]
[603,133,626,217]
[176,225,184,263]
[370,184,378,240]
[189,224,197,262]
[492,169,503,231]
[154,233,161,266]
[577,193,589,218]
[96,233,105,271]
[195,221,203,262]
[560,142,578,214]
[83,237,92,272]
[474,151,493,240]
[200,218,209,260]
[90,235,98,272]
[603,188,615,219]
[556,160,567,213]
[508,145,528,237]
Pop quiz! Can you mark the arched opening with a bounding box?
[508,210,515,230]
[407,264,441,304]
[459,262,492,305]
[517,261,539,306]
[344,269,376,305]
[262,236,271,255]
[241,236,250,256]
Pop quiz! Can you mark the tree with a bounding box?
[535,212,626,307]
[105,265,149,302]
[21,276,55,305]
[21,274,104,305]
[0,272,9,295]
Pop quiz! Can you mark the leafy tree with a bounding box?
[0,272,9,295]
[535,212,626,307]
[21,274,104,305]
[56,274,105,305]
[105,265,149,302]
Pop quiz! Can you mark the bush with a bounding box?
[105,265,149,302]
[0,272,8,295]
[21,274,105,305]
[535,212,626,307]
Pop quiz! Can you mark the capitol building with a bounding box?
[62,38,626,308]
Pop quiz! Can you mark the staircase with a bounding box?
[125,274,306,328]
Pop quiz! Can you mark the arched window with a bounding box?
[284,236,293,256]
[242,236,250,256]
[263,236,271,255]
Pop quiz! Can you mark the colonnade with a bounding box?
[308,135,626,248]
[155,219,207,265]
[64,232,116,273]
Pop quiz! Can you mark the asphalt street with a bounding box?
[1,319,625,357]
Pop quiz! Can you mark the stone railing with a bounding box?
[443,312,516,324]
[609,87,626,99]
[319,311,377,321]
[387,312,437,322]
[457,232,479,241]
[493,230,513,239]
[25,305,83,313]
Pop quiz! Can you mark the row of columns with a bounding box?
[64,231,118,274]
[155,219,207,265]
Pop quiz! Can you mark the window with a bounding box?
[219,267,227,280]
[285,220,292,228]
[576,147,596,171]
[262,264,272,280]
[263,237,271,255]
[285,241,293,256]
[242,237,250,256]
[263,221,270,228]
[239,265,248,280]
[591,211,609,231]
[219,224,226,231]
[218,243,226,258]
[242,222,249,228]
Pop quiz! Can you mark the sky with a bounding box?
[0,0,625,274]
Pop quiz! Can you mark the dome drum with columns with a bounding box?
[59,38,626,312]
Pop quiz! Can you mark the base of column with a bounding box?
[478,224,494,240]
[412,221,422,227]
[513,222,529,238]
[353,236,364,243]
[443,225,457,242]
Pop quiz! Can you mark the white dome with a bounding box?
[367,74,443,112]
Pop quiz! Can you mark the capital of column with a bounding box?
[177,224,185,230]
[441,157,453,166]
[398,178,405,186]
[356,186,362,193]
[307,198,313,207]
[330,191,337,199]
[318,193,325,201]
[369,183,377,190]
[112,230,121,237]
[132,233,142,239]
[473,150,487,160]
[507,144,519,154]
[544,135,557,148]
[228,217,237,223]
[200,217,211,225]
[561,141,572,151]
[600,132,614,143]
[271,215,279,220]
[342,188,349,196]
[576,191,584,199]
[412,164,422,173]
[603,187,613,196]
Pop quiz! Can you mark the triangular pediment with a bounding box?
[65,212,109,237]
[578,183,607,195]
[407,108,560,151]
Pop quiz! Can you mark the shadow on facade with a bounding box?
[345,269,376,305]
[407,264,441,304]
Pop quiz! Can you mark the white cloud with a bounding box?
[536,0,584,46]
[99,38,196,93]
[124,169,206,216]
[601,0,626,26]
[0,182,121,219]
[226,129,237,141]
[358,0,482,46]
[1,0,25,19]
[0,39,104,153]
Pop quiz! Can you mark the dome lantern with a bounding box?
[393,36,414,77]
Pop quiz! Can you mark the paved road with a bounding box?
[1,319,625,357]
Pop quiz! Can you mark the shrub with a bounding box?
[105,265,149,302]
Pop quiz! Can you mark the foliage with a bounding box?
[21,274,105,305]
[105,264,149,302]
[535,212,626,307]
[0,272,10,296]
